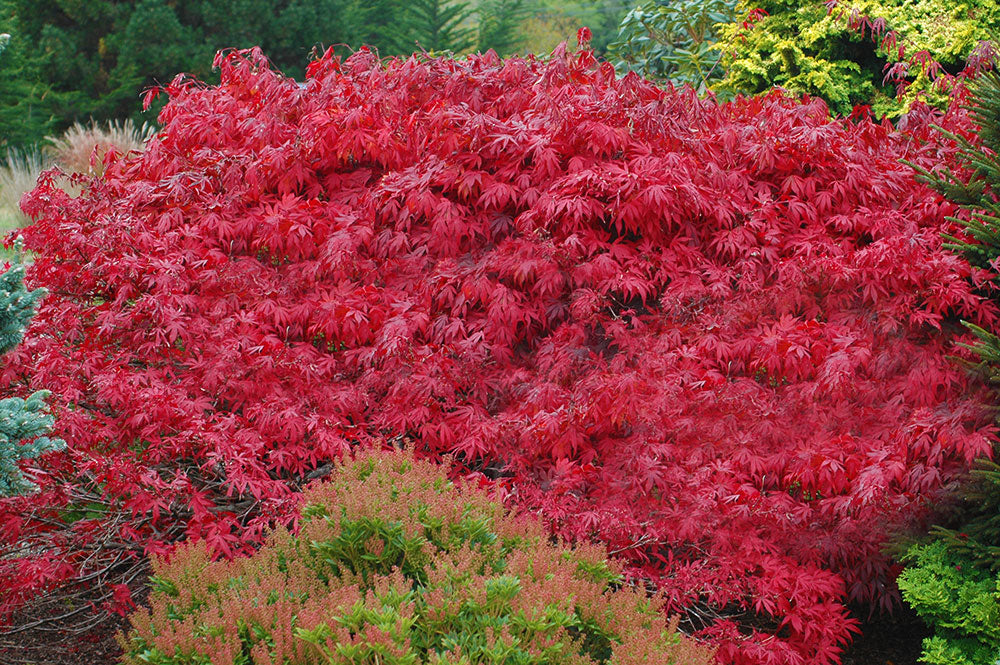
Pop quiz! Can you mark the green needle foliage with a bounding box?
[900,69,1000,665]
[0,7,60,151]
[896,460,1000,665]
[407,0,476,53]
[911,69,1000,360]
[476,0,528,55]
[0,251,64,497]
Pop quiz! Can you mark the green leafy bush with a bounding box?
[118,446,714,665]
[607,0,737,90]
[713,0,1000,116]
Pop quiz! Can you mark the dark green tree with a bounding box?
[477,0,528,54]
[0,252,64,497]
[0,0,537,149]
[0,3,59,149]
[900,69,1000,665]
[406,0,475,53]
[0,0,411,145]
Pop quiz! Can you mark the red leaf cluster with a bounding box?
[3,47,997,664]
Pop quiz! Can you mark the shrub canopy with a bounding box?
[120,446,715,665]
[714,0,1000,116]
[2,46,998,665]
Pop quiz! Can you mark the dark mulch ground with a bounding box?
[0,613,129,665]
[0,573,149,665]
[0,600,931,665]
[841,604,931,665]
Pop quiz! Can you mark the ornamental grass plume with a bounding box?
[44,119,154,176]
[0,149,44,231]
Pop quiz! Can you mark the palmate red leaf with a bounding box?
[3,46,998,665]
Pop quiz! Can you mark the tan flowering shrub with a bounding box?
[118,446,714,665]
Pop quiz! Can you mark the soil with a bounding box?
[841,604,932,665]
[0,613,129,665]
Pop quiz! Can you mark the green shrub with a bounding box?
[713,0,1000,117]
[118,446,714,665]
[899,66,1000,665]
[607,0,737,90]
[898,535,1000,664]
[0,255,63,497]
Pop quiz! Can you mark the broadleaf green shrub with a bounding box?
[607,0,737,90]
[118,446,715,665]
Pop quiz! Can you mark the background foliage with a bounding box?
[713,0,1000,116]
[517,0,631,56]
[0,0,536,150]
[901,68,1000,665]
[608,0,737,91]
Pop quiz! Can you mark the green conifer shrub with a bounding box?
[713,0,1000,117]
[897,464,1000,664]
[899,68,1000,665]
[0,253,63,497]
[895,441,1000,665]
[118,446,715,665]
[406,0,475,53]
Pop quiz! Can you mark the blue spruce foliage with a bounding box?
[0,252,64,497]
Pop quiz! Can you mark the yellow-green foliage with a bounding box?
[897,541,1000,665]
[118,446,715,665]
[714,0,1000,117]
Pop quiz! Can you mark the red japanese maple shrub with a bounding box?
[2,46,997,665]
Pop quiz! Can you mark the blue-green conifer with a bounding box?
[0,250,63,497]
